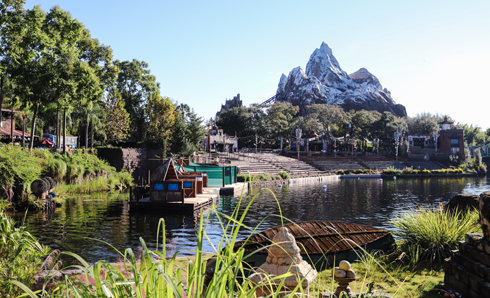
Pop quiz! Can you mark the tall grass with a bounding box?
[392,206,481,265]
[1,211,50,296]
[10,190,471,297]
[12,189,302,298]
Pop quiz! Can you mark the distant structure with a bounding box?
[216,94,242,117]
[438,116,464,155]
[407,116,464,157]
[202,125,238,153]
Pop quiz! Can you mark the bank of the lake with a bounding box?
[0,145,133,211]
[13,175,489,264]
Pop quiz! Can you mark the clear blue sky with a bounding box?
[25,0,490,129]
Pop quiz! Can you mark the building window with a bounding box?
[450,138,460,147]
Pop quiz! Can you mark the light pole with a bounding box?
[296,128,302,160]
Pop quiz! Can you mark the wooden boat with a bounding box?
[231,220,395,271]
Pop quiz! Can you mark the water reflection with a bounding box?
[12,176,490,263]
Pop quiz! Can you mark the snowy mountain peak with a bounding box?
[349,68,381,87]
[277,73,288,94]
[305,42,354,90]
[275,42,407,117]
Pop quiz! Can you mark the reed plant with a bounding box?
[1,211,50,296]
[12,189,303,298]
[392,206,480,265]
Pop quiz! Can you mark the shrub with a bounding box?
[383,166,402,175]
[277,171,290,180]
[392,207,480,264]
[402,168,417,174]
[421,169,431,174]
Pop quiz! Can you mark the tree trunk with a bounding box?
[29,100,40,151]
[85,115,89,149]
[63,109,67,155]
[21,115,25,147]
[0,76,3,123]
[10,109,14,144]
[77,120,81,148]
[90,119,94,148]
[56,105,60,150]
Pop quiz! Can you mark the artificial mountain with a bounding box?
[275,42,407,117]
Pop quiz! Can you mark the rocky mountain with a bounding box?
[275,42,407,117]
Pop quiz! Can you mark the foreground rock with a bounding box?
[446,193,479,212]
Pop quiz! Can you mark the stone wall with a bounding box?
[97,147,165,181]
[444,233,490,298]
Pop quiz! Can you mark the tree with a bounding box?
[147,94,175,157]
[308,104,345,137]
[0,0,25,114]
[351,110,381,150]
[103,90,131,143]
[114,59,159,141]
[267,102,299,140]
[406,112,441,135]
[463,124,482,146]
[9,5,52,151]
[216,106,253,138]
[186,110,205,150]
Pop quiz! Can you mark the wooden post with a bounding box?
[222,167,226,187]
[148,170,151,184]
[129,186,132,201]
[181,189,185,204]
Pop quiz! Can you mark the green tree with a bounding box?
[463,124,481,146]
[267,102,299,140]
[216,106,253,139]
[103,90,131,143]
[186,109,206,150]
[114,59,159,141]
[406,112,441,135]
[351,110,381,150]
[147,94,175,158]
[0,0,25,114]
[308,104,345,136]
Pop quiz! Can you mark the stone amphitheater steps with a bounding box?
[404,161,447,170]
[218,152,325,176]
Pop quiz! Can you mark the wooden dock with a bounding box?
[129,183,247,214]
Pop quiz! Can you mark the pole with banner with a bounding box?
[296,128,302,160]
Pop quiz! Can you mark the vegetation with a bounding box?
[238,172,291,182]
[1,211,50,296]
[383,166,402,175]
[9,191,475,297]
[392,206,480,265]
[0,145,132,206]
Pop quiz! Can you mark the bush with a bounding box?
[277,171,290,180]
[383,166,402,175]
[392,207,480,264]
[421,169,431,174]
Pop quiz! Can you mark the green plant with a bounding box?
[13,190,303,298]
[1,211,50,296]
[383,166,402,175]
[277,171,290,180]
[392,206,481,265]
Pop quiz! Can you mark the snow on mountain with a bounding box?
[275,42,407,117]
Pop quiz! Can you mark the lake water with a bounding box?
[12,176,490,263]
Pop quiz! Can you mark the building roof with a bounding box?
[0,128,36,138]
